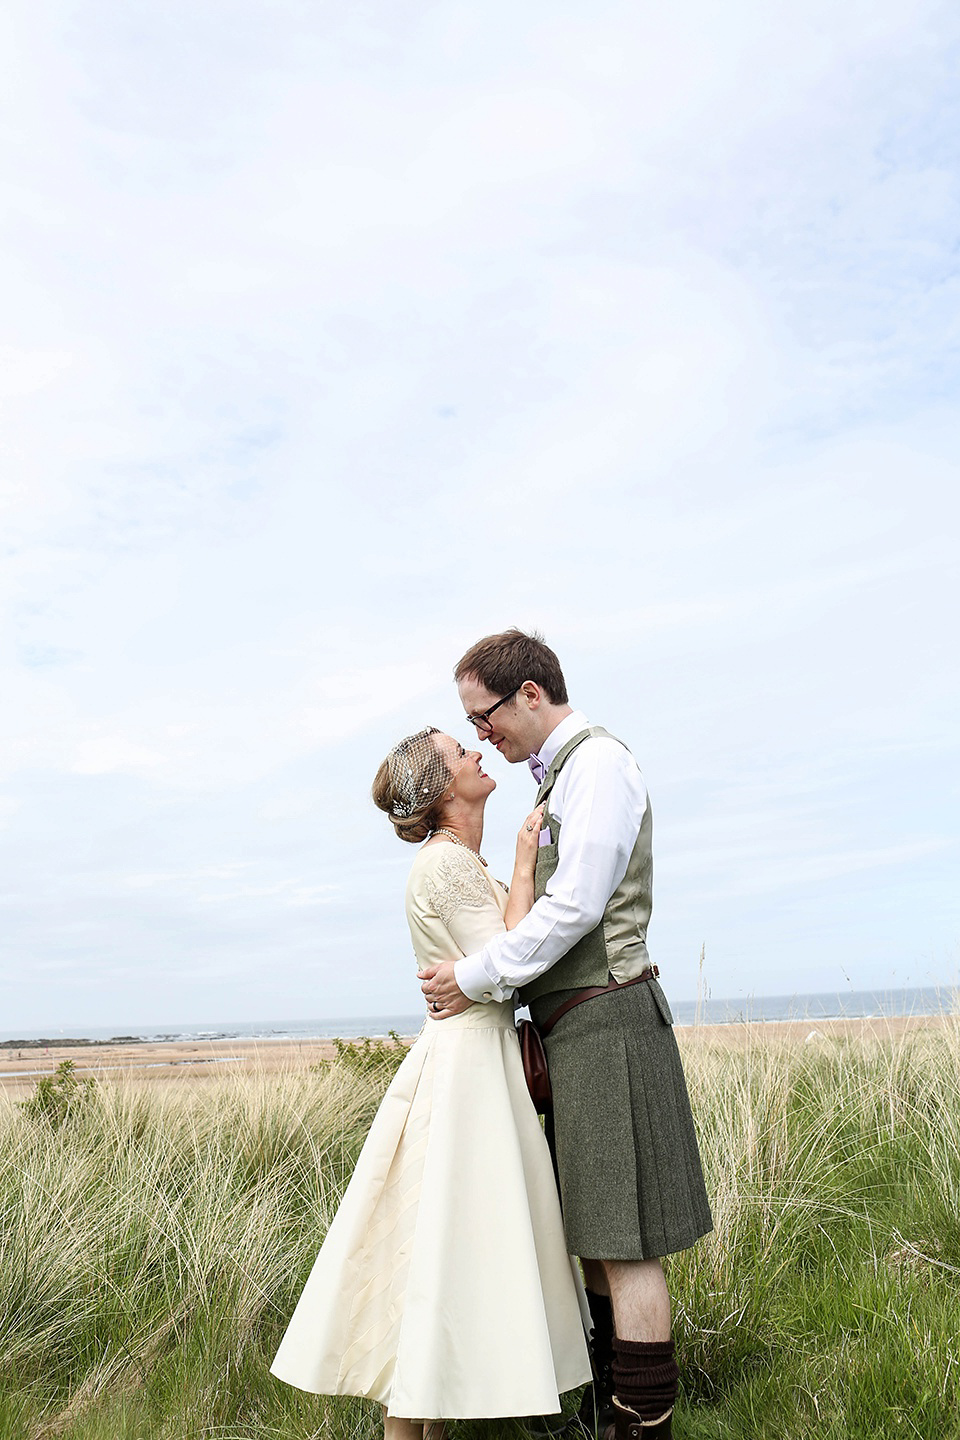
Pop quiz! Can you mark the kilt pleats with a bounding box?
[530,980,713,1260]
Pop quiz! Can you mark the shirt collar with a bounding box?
[536,709,590,772]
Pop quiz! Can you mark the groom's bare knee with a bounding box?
[600,1257,671,1342]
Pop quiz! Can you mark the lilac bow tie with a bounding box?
[528,754,546,785]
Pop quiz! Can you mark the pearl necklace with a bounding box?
[431,827,488,867]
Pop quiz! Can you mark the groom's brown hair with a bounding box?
[454,628,568,705]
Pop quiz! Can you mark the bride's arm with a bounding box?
[503,804,545,931]
[418,810,542,1014]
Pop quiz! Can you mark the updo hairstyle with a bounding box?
[372,726,454,844]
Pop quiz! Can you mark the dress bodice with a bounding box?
[404,842,509,968]
[404,843,514,1028]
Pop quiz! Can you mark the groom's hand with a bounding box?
[419,962,473,1019]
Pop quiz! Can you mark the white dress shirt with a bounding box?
[454,711,651,1003]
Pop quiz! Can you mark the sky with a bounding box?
[1,0,958,1032]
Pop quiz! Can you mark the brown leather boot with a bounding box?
[575,1289,616,1436]
[574,1376,615,1437]
[611,1396,673,1439]
[525,1290,616,1438]
[524,1378,614,1439]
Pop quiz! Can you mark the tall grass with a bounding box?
[670,1020,960,1438]
[1,1064,380,1440]
[2,1023,959,1439]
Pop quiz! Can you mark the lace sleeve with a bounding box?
[422,847,507,953]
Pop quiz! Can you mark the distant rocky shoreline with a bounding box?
[0,1036,143,1050]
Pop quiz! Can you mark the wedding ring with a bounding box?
[431,1001,441,1012]
[525,824,534,831]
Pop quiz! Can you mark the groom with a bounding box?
[419,629,712,1440]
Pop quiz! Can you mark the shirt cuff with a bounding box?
[454,953,513,1004]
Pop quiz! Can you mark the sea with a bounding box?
[1,984,954,1046]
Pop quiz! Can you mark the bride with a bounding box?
[270,726,590,1439]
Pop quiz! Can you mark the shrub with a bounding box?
[327,1030,410,1081]
[19,1059,96,1128]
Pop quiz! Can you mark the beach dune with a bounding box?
[0,1015,946,1100]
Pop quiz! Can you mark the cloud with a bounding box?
[1,0,958,1027]
[0,345,74,399]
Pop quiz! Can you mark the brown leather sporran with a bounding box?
[517,969,661,1117]
[517,1018,552,1115]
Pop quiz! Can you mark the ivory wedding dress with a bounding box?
[270,841,590,1419]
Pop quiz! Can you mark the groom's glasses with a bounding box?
[466,687,521,736]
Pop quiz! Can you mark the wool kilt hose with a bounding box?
[529,978,713,1260]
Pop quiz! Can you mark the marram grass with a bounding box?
[2,1023,960,1440]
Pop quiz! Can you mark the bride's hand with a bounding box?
[515,804,545,873]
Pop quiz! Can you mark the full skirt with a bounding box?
[270,1003,591,1419]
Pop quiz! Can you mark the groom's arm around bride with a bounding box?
[419,629,711,1440]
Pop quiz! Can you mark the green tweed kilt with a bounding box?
[529,979,713,1260]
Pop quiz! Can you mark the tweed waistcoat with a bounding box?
[519,726,653,1006]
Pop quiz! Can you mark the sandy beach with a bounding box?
[1,1013,952,1100]
[0,1035,360,1098]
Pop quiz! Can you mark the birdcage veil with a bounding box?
[386,726,451,819]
